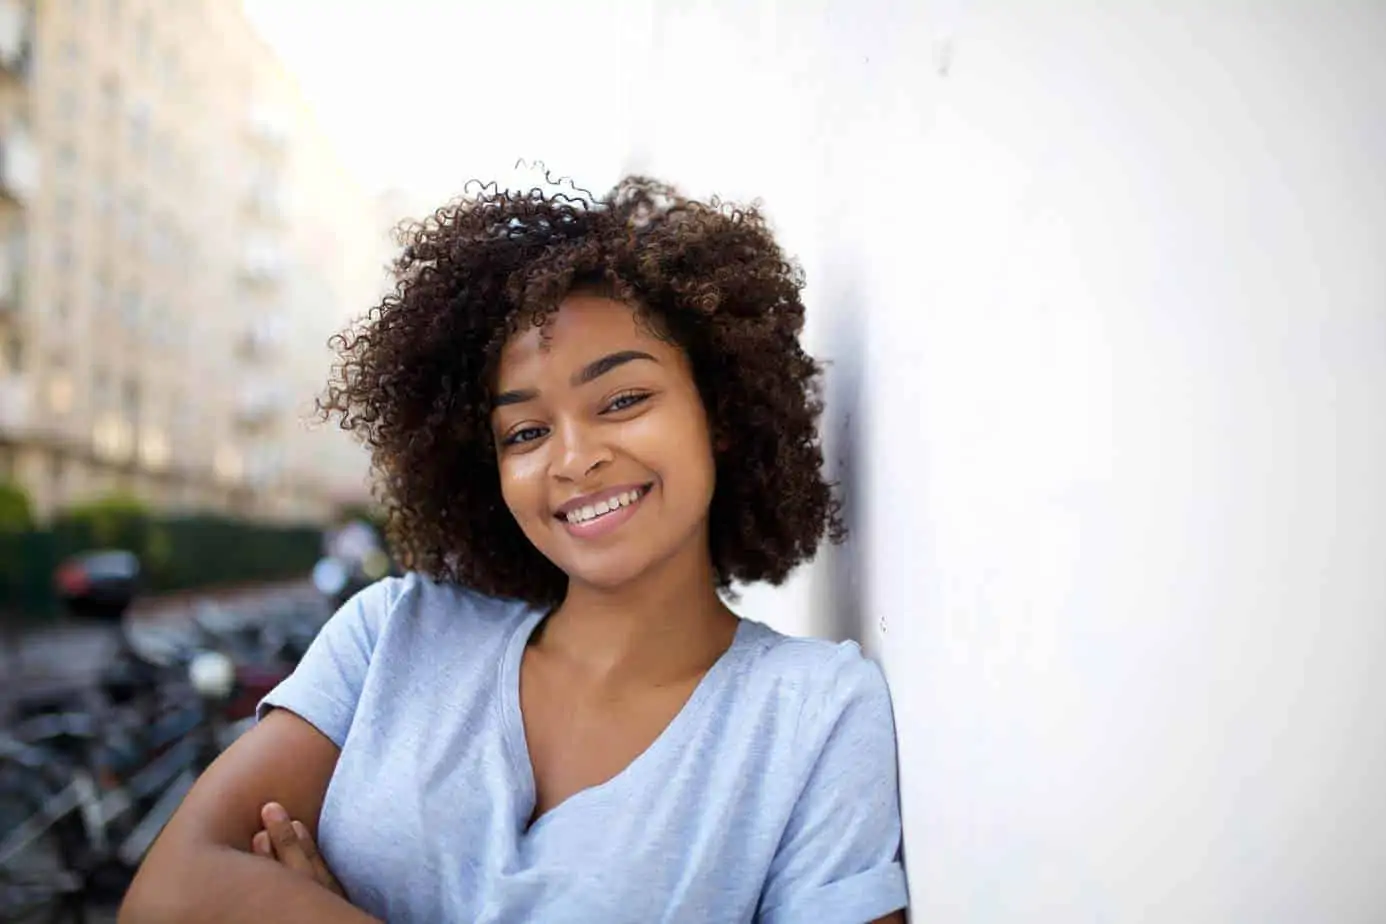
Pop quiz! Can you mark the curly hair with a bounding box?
[321,175,843,606]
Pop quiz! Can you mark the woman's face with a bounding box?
[491,293,717,593]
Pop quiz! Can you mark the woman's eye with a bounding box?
[504,426,547,446]
[604,392,650,414]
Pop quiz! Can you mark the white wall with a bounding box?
[630,2,1386,920]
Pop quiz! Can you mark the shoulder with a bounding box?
[259,574,533,740]
[352,570,534,628]
[342,571,534,639]
[739,621,893,711]
[736,622,896,752]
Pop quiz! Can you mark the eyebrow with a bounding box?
[492,350,658,409]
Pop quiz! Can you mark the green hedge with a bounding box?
[0,511,323,624]
[0,482,34,532]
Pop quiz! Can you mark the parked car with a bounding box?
[53,551,141,623]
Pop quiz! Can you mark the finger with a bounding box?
[261,803,313,874]
[290,821,319,861]
[292,820,342,893]
[291,819,330,877]
[251,830,272,857]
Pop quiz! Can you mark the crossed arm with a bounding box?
[118,708,904,924]
[251,812,905,924]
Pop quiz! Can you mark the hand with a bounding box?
[251,802,347,900]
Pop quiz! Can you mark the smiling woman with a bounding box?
[491,294,721,595]
[324,177,843,609]
[118,177,907,924]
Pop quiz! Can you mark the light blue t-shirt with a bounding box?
[259,573,907,923]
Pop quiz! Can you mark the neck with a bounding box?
[540,541,737,686]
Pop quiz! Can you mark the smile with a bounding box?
[557,484,651,538]
[562,486,647,524]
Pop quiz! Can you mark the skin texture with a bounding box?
[492,293,718,597]
[119,177,902,922]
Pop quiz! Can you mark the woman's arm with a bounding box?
[118,708,379,924]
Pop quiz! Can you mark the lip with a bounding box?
[555,483,652,541]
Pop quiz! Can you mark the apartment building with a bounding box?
[0,0,386,523]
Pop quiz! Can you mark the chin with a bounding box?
[562,558,652,593]
[552,539,679,593]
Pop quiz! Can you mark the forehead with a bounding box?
[497,293,665,380]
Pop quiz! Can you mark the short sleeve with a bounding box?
[758,647,908,924]
[256,576,404,748]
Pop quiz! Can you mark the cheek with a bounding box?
[498,451,548,517]
[627,402,716,485]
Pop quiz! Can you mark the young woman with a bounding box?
[119,177,907,923]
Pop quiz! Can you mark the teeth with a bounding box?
[565,487,643,524]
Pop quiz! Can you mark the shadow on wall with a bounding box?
[812,258,872,650]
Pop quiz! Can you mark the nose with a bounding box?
[551,418,612,483]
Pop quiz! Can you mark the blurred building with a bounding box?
[0,0,388,523]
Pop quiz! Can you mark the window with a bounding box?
[144,299,161,344]
[134,18,150,60]
[151,131,171,173]
[120,288,140,327]
[128,106,149,154]
[92,368,109,408]
[5,336,22,375]
[48,377,75,416]
[174,397,194,437]
[93,274,111,317]
[121,378,139,420]
[101,76,120,118]
[119,194,142,239]
[150,219,171,263]
[158,49,177,87]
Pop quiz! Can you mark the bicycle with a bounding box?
[0,733,89,923]
[0,643,238,922]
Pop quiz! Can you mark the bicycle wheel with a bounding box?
[0,755,87,924]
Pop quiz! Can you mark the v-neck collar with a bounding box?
[497,608,749,838]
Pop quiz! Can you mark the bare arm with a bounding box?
[118,709,380,924]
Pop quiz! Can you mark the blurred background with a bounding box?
[0,4,407,918]
[0,0,397,526]
[0,0,407,637]
[3,0,1385,921]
